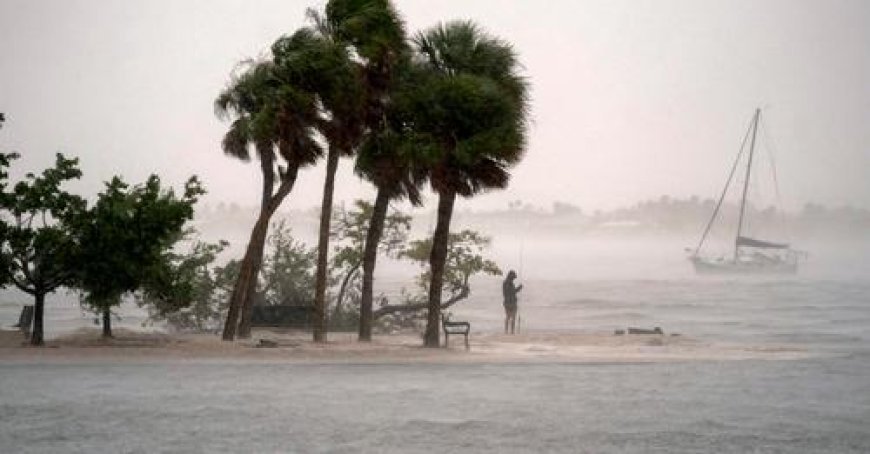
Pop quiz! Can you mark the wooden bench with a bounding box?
[250,305,313,329]
[442,314,470,350]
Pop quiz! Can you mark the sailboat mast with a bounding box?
[693,115,754,256]
[734,108,761,260]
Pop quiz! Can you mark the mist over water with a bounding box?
[448,229,870,352]
[2,209,868,347]
[2,211,869,453]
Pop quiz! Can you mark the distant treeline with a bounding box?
[197,196,870,238]
[487,196,870,238]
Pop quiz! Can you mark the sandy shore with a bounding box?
[0,327,812,363]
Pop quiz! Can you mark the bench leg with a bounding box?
[464,333,469,350]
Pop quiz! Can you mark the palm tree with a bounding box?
[300,0,408,343]
[324,0,408,128]
[320,0,426,341]
[355,119,427,340]
[214,62,277,340]
[271,17,366,343]
[215,57,322,340]
[410,21,529,347]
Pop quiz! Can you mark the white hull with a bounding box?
[690,256,798,275]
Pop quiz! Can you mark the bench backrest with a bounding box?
[16,305,34,329]
[250,305,313,328]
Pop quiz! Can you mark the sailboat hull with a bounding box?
[689,256,798,275]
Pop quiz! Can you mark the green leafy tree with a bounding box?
[137,220,317,331]
[74,175,203,338]
[409,21,529,346]
[0,153,85,345]
[329,199,411,328]
[373,229,501,322]
[137,239,232,332]
[260,220,316,307]
[0,125,7,288]
[140,221,317,333]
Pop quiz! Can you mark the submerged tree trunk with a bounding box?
[424,190,456,348]
[358,188,390,341]
[222,168,298,341]
[30,292,45,346]
[313,148,340,343]
[102,308,112,338]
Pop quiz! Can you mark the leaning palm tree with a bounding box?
[272,18,366,343]
[214,62,278,340]
[215,57,323,340]
[299,0,407,343]
[324,0,408,127]
[355,119,427,340]
[321,0,424,341]
[410,21,530,347]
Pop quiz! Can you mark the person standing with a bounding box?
[502,270,523,334]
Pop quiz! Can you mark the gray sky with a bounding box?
[1,0,868,212]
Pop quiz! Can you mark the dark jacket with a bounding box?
[503,277,522,307]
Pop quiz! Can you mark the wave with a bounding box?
[767,332,865,344]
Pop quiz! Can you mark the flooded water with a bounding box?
[1,356,869,452]
[1,236,869,452]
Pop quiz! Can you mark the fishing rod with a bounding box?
[516,218,529,334]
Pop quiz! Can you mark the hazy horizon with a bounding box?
[2,0,869,213]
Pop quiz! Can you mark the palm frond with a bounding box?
[407,19,530,197]
[221,118,252,161]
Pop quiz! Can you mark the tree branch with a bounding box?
[42,270,72,293]
[334,262,360,315]
[372,285,469,319]
[11,258,36,288]
[9,274,35,295]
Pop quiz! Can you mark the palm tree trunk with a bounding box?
[313,147,340,343]
[30,292,45,346]
[258,147,276,214]
[235,149,276,339]
[359,188,390,341]
[222,167,298,341]
[424,190,456,348]
[222,251,253,340]
[235,222,270,339]
[102,308,112,338]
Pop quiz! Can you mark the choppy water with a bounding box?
[1,357,869,453]
[1,237,869,452]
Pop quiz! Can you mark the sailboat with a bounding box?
[689,108,804,275]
